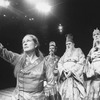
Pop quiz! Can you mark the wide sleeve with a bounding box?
[85,49,95,77]
[77,48,85,65]
[0,43,20,66]
[71,48,86,76]
[42,58,47,81]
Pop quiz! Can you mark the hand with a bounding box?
[54,69,58,73]
[67,71,72,77]
[0,43,3,49]
[64,70,71,78]
[53,69,58,76]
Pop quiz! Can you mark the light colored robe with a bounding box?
[58,48,86,100]
[85,47,100,100]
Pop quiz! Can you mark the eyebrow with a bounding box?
[66,43,72,45]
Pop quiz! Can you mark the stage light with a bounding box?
[35,2,52,14]
[58,24,63,33]
[3,14,6,17]
[29,18,34,21]
[0,0,10,8]
[25,15,27,17]
[25,0,52,15]
[25,0,39,5]
[31,18,34,20]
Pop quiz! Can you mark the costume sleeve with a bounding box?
[85,48,96,77]
[84,50,91,74]
[87,50,92,63]
[43,58,47,81]
[77,48,85,65]
[58,55,64,75]
[0,43,20,66]
[71,48,85,76]
[52,57,59,74]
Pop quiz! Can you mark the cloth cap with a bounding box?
[49,41,56,47]
[66,34,73,44]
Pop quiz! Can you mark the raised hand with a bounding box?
[0,43,3,49]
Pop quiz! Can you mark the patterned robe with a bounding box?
[44,55,60,100]
[0,47,45,100]
[58,48,86,100]
[85,47,100,100]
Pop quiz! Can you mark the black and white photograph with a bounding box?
[0,0,100,100]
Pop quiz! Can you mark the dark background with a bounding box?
[0,0,100,89]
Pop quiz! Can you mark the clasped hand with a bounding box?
[63,69,72,78]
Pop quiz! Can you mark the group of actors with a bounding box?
[0,28,100,100]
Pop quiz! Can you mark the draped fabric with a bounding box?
[44,55,60,100]
[0,47,45,100]
[58,48,86,100]
[85,47,100,100]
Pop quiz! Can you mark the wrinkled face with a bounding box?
[93,32,100,41]
[66,42,74,50]
[49,45,56,54]
[22,35,37,52]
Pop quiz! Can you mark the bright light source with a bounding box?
[58,24,63,33]
[25,0,45,5]
[31,18,34,20]
[35,2,51,14]
[3,14,6,17]
[25,0,36,4]
[5,1,10,7]
[25,15,27,17]
[29,18,32,21]
[0,0,10,7]
[29,18,34,21]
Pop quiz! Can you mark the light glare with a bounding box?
[26,0,35,4]
[36,2,51,14]
[0,0,10,7]
[58,24,63,33]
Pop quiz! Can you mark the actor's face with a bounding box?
[66,42,74,50]
[49,45,56,54]
[22,35,36,52]
[93,32,100,41]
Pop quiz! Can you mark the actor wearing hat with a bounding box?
[44,41,60,100]
[85,28,100,100]
[58,34,86,100]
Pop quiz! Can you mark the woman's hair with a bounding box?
[14,34,43,77]
[27,34,43,57]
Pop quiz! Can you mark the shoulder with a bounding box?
[76,47,81,51]
[58,54,64,63]
[74,48,85,56]
[35,57,45,66]
[44,55,49,61]
[55,55,60,60]
[75,48,83,52]
[53,55,60,62]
